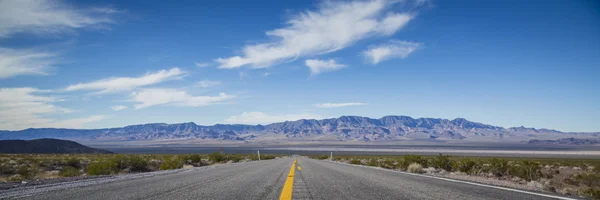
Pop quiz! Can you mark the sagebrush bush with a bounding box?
[367,159,379,167]
[574,173,600,188]
[432,154,453,171]
[126,155,150,172]
[208,152,227,163]
[455,159,478,175]
[400,155,426,169]
[66,158,80,168]
[16,165,37,179]
[584,188,600,200]
[59,166,81,177]
[87,160,118,175]
[508,161,542,181]
[261,155,276,160]
[226,154,243,163]
[488,158,509,177]
[184,154,203,165]
[160,156,184,170]
[407,163,423,173]
[350,159,361,165]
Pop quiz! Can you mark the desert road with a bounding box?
[1,157,574,200]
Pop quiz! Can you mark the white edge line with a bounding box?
[326,160,578,200]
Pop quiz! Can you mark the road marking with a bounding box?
[280,159,297,200]
[329,161,577,200]
[297,166,302,171]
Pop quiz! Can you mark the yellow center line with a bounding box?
[280,159,297,200]
[297,166,302,171]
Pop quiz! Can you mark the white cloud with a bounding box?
[0,48,57,79]
[65,68,185,94]
[195,62,211,67]
[110,105,127,111]
[305,59,346,75]
[224,112,323,125]
[0,87,105,130]
[363,40,420,64]
[314,102,367,108]
[0,0,116,38]
[129,88,234,109]
[196,80,221,88]
[215,0,413,69]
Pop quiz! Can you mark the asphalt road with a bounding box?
[1,157,572,200]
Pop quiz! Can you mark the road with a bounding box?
[1,157,572,200]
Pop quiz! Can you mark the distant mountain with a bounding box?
[0,138,113,154]
[0,116,598,143]
[527,138,600,145]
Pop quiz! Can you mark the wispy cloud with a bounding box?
[305,59,346,75]
[0,87,105,130]
[314,102,367,108]
[129,88,234,109]
[215,0,414,69]
[0,48,57,79]
[224,112,323,125]
[195,80,221,88]
[363,40,420,64]
[110,105,127,111]
[0,0,117,38]
[65,68,185,94]
[195,62,211,68]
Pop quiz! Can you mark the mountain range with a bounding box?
[0,116,598,143]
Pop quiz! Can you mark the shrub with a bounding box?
[584,188,600,200]
[350,159,361,165]
[455,159,478,175]
[400,155,426,169]
[59,166,81,177]
[431,154,453,171]
[66,158,80,168]
[87,160,118,175]
[407,163,423,173]
[184,154,203,165]
[261,155,276,160]
[8,174,24,182]
[509,161,542,181]
[367,159,379,167]
[226,154,243,163]
[208,152,227,163]
[247,154,259,161]
[488,158,509,177]
[127,155,149,172]
[574,173,600,187]
[381,159,397,169]
[313,155,329,160]
[160,156,184,170]
[16,165,37,179]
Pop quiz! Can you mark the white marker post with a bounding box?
[258,150,261,161]
[330,152,333,161]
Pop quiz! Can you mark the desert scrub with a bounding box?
[508,161,542,181]
[407,163,424,173]
[160,156,184,170]
[431,154,453,171]
[487,158,509,177]
[183,154,204,166]
[87,160,118,175]
[59,166,81,177]
[350,159,362,165]
[454,158,479,175]
[208,152,227,163]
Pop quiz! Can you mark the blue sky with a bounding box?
[0,0,599,132]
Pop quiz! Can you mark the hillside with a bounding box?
[0,139,113,154]
[0,116,598,143]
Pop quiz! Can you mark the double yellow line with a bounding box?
[279,159,297,200]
